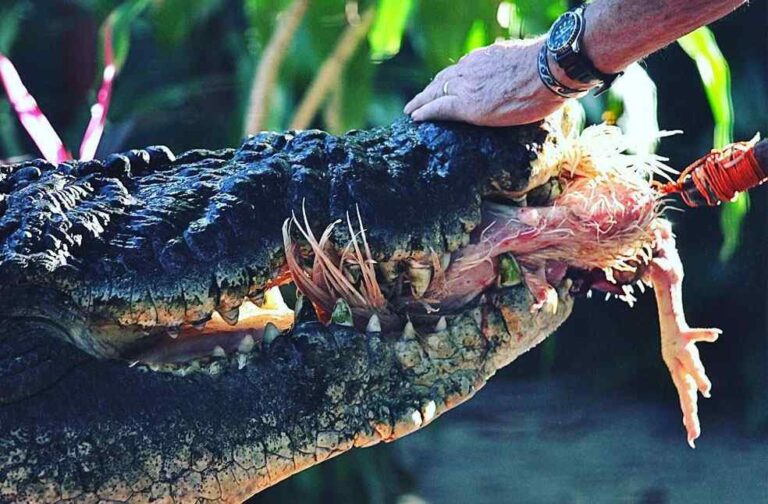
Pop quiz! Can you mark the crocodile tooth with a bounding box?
[402,320,416,340]
[377,260,400,283]
[294,294,319,323]
[263,322,280,346]
[167,326,180,339]
[212,346,226,358]
[237,353,248,370]
[247,291,265,307]
[435,316,447,332]
[407,264,432,298]
[344,264,362,285]
[586,289,593,299]
[192,319,208,331]
[238,334,255,353]
[331,298,353,327]
[636,280,646,294]
[263,287,289,312]
[218,307,240,326]
[440,253,451,272]
[366,314,381,333]
[472,308,482,327]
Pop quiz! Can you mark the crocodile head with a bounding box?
[0,108,680,502]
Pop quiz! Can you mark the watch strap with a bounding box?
[537,44,589,99]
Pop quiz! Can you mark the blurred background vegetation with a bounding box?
[0,0,766,502]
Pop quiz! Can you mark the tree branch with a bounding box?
[289,8,375,131]
[243,0,310,136]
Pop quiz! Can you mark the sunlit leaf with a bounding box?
[412,0,500,73]
[368,0,413,60]
[464,19,488,54]
[512,0,567,36]
[678,27,743,262]
[678,27,733,149]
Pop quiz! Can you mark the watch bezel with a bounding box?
[546,10,582,54]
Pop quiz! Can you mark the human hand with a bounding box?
[404,39,571,127]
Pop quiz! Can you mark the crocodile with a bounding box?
[0,110,721,503]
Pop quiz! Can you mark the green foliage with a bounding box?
[678,27,743,262]
[678,27,734,150]
[0,2,27,54]
[368,0,413,60]
[107,0,153,72]
[150,0,226,46]
[411,1,500,73]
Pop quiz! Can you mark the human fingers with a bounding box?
[404,79,446,115]
[410,95,461,122]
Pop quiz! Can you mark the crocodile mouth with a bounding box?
[123,122,666,368]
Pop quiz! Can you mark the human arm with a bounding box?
[404,0,747,126]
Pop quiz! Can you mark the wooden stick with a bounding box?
[289,8,375,131]
[243,0,310,136]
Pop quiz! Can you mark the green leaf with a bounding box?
[511,0,567,36]
[0,2,28,54]
[719,192,748,262]
[678,27,743,262]
[368,0,413,60]
[678,27,733,149]
[106,0,152,73]
[243,0,291,47]
[412,0,500,73]
[463,19,488,54]
[150,0,225,47]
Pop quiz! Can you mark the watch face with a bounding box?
[547,12,579,53]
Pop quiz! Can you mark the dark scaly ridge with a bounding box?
[0,118,546,357]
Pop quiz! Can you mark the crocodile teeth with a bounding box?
[402,320,416,340]
[237,354,248,370]
[247,291,265,307]
[212,346,226,358]
[377,260,400,283]
[344,264,362,285]
[167,327,180,339]
[366,314,381,333]
[238,334,255,353]
[263,322,280,346]
[331,298,353,327]
[218,307,240,326]
[440,253,451,272]
[435,316,447,332]
[263,286,289,312]
[294,294,319,323]
[408,264,433,298]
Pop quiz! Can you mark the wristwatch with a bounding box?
[544,5,623,96]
